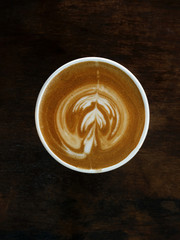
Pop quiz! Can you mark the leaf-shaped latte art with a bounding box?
[55,84,129,159]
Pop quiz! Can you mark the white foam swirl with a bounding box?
[55,84,129,159]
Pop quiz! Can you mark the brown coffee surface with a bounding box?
[39,61,145,169]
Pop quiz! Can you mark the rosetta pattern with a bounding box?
[55,84,128,159]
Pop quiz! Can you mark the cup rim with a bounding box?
[35,57,150,173]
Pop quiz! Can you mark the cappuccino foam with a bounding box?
[39,61,145,169]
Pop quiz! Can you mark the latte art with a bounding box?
[55,83,129,159]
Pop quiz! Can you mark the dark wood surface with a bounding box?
[0,0,179,239]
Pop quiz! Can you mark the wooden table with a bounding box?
[0,1,179,239]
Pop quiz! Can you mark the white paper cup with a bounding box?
[35,57,150,173]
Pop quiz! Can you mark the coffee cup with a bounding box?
[35,57,150,173]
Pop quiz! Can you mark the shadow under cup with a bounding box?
[35,57,150,173]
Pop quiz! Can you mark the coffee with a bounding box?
[38,61,145,170]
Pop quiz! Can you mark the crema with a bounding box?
[39,61,145,169]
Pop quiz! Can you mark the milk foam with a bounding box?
[55,83,129,159]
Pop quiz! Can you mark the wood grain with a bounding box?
[0,0,179,239]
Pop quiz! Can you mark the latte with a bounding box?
[37,59,147,171]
